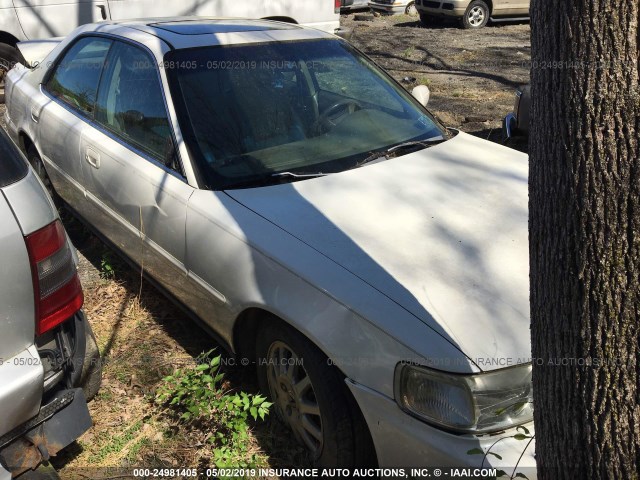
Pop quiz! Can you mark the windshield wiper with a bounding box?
[222,171,327,189]
[271,171,329,180]
[357,138,446,167]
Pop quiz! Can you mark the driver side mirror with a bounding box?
[411,85,430,107]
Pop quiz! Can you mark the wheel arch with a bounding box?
[17,130,39,157]
[0,32,20,48]
[18,130,35,155]
[232,305,357,386]
[233,305,378,465]
[485,0,494,15]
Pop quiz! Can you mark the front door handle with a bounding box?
[85,148,101,169]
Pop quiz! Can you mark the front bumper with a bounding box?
[416,0,469,17]
[347,380,536,475]
[0,388,91,479]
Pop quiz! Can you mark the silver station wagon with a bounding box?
[0,128,101,479]
[5,18,535,469]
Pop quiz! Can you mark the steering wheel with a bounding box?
[313,99,363,133]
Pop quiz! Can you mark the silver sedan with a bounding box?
[5,18,535,469]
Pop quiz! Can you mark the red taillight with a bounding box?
[335,0,342,13]
[25,220,84,336]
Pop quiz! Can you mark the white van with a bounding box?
[0,0,341,80]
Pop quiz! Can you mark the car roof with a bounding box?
[92,17,335,50]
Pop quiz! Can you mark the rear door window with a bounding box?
[94,41,176,166]
[45,37,112,117]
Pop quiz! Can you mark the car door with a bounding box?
[12,0,110,39]
[493,0,529,15]
[509,0,530,15]
[79,39,194,298]
[38,36,112,210]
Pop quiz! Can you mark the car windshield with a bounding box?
[166,39,445,189]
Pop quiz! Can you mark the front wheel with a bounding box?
[256,320,376,467]
[462,0,490,29]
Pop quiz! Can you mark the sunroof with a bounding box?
[151,20,296,35]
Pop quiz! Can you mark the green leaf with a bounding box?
[467,448,484,455]
[495,470,508,479]
[487,452,503,460]
[516,425,530,435]
[250,406,258,420]
[514,474,529,479]
[513,433,529,441]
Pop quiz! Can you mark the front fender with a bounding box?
[184,189,476,398]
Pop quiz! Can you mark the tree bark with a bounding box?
[529,0,640,478]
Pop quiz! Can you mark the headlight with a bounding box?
[394,363,533,434]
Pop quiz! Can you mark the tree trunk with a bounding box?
[529,0,640,478]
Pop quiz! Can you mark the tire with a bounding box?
[0,44,23,86]
[74,315,103,401]
[405,1,418,16]
[256,320,376,467]
[27,144,58,204]
[462,0,490,28]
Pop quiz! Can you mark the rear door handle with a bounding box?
[30,106,40,123]
[85,148,101,169]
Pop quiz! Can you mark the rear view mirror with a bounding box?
[412,85,430,107]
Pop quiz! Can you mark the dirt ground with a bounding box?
[341,12,531,149]
[0,14,531,476]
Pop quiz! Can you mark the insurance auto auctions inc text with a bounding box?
[205,468,498,478]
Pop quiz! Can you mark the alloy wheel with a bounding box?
[266,340,323,456]
[467,6,486,27]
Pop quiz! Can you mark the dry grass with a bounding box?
[52,219,309,478]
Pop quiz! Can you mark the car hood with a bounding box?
[226,132,530,370]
